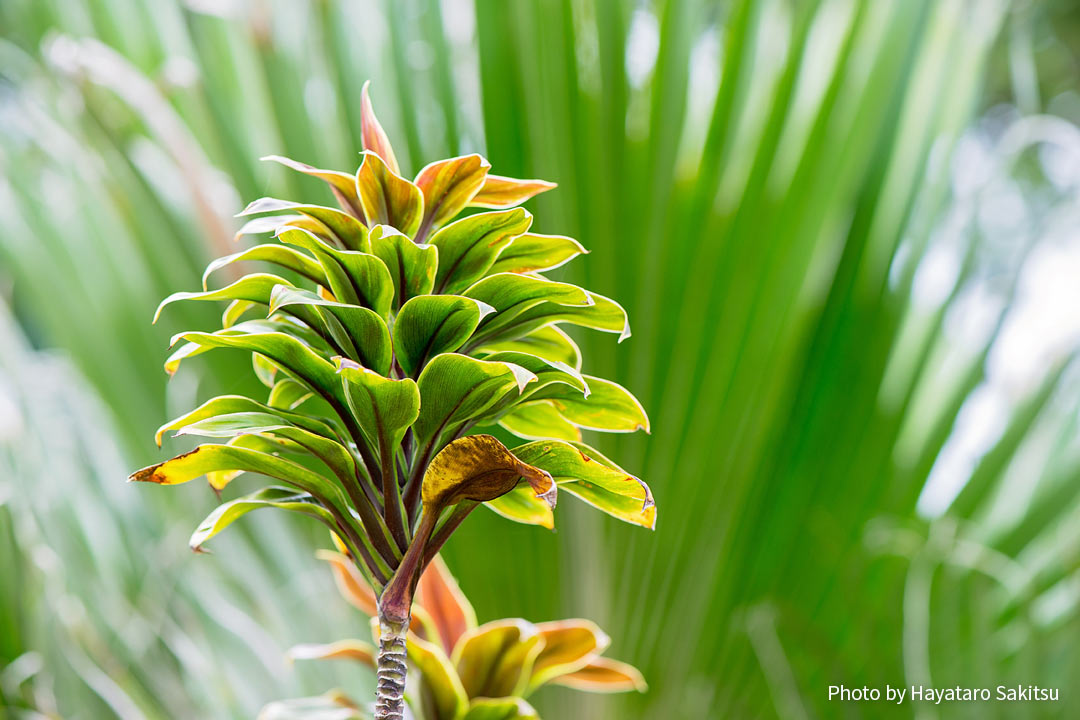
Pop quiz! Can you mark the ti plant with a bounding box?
[131,85,654,720]
[261,550,646,719]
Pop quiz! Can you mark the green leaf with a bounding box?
[512,440,655,529]
[474,326,582,370]
[461,697,539,720]
[157,395,343,446]
[189,487,334,551]
[269,285,392,375]
[356,150,423,237]
[262,155,366,221]
[468,174,556,209]
[202,244,326,290]
[393,295,495,377]
[462,273,591,345]
[154,273,295,323]
[422,435,555,514]
[499,402,581,442]
[360,80,401,175]
[268,378,313,410]
[431,209,533,294]
[414,154,491,238]
[488,233,587,275]
[223,299,258,328]
[528,619,610,690]
[530,375,649,433]
[278,228,394,318]
[452,619,543,698]
[239,197,370,252]
[484,485,555,530]
[164,319,328,376]
[406,635,468,720]
[174,411,357,484]
[235,214,306,240]
[369,225,438,306]
[336,358,420,471]
[483,290,631,345]
[169,330,346,409]
[413,354,536,451]
[479,351,588,403]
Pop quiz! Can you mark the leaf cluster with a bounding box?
[132,86,654,603]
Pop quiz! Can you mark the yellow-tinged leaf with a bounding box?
[475,325,582,371]
[535,375,650,433]
[356,151,422,237]
[462,697,539,720]
[469,174,556,209]
[488,233,587,275]
[288,640,376,668]
[206,434,290,491]
[360,81,400,175]
[528,620,610,690]
[422,435,555,513]
[129,445,354,528]
[414,154,491,238]
[548,656,647,693]
[499,402,582,442]
[512,441,656,529]
[415,556,477,655]
[452,619,543,699]
[406,634,469,720]
[484,485,555,530]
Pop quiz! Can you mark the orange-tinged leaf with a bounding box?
[548,656,647,693]
[288,640,376,668]
[529,620,610,690]
[452,619,543,699]
[360,81,400,175]
[469,174,556,209]
[262,155,366,221]
[414,556,477,655]
[414,154,491,238]
[356,151,423,237]
[318,549,377,617]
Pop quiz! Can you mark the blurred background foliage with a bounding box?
[2,0,1080,718]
